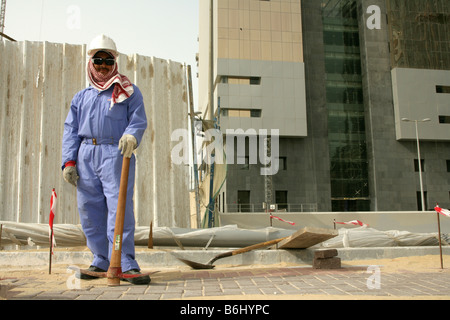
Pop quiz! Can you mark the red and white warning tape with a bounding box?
[270,215,296,226]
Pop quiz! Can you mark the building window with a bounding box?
[414,159,425,172]
[279,157,287,170]
[436,86,450,94]
[439,116,450,124]
[332,199,370,212]
[447,160,450,172]
[237,190,251,212]
[238,156,250,170]
[222,109,262,118]
[417,191,428,211]
[275,191,288,211]
[220,76,261,85]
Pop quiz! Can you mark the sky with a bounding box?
[4,0,200,103]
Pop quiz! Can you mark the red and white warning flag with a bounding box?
[335,220,368,227]
[435,205,450,218]
[270,215,296,226]
[49,189,57,254]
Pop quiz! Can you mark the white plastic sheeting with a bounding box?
[321,227,450,248]
[1,222,449,250]
[0,40,190,228]
[0,222,293,248]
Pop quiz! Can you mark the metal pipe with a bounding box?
[401,118,430,211]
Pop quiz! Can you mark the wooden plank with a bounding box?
[132,53,154,228]
[1,41,23,222]
[38,42,64,224]
[59,43,86,225]
[18,41,44,223]
[272,227,338,249]
[168,61,190,228]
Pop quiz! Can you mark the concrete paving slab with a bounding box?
[2,262,450,302]
[2,246,450,306]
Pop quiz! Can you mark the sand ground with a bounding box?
[1,253,450,300]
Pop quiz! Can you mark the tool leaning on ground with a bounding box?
[174,226,339,270]
[175,237,288,270]
[72,157,155,286]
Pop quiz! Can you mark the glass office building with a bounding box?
[198,0,450,213]
[322,1,369,211]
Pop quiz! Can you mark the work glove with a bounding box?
[118,134,137,158]
[63,166,79,187]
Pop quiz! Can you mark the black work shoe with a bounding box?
[121,269,151,285]
[76,265,106,280]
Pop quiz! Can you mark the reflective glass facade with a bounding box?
[387,0,450,70]
[322,0,370,211]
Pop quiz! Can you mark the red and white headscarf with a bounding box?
[87,55,134,109]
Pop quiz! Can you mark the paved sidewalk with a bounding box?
[2,264,450,301]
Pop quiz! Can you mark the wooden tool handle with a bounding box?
[230,237,287,256]
[108,157,130,286]
[209,237,287,265]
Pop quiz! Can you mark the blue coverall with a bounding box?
[62,84,147,272]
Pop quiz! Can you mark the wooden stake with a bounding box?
[437,211,444,269]
[148,220,153,249]
[49,229,53,274]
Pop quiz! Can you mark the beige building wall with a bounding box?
[217,0,303,63]
[199,0,307,137]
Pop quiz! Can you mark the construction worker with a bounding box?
[61,34,149,285]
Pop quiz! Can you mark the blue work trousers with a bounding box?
[76,140,139,272]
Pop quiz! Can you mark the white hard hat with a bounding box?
[87,34,119,57]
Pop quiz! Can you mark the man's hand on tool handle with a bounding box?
[118,134,137,158]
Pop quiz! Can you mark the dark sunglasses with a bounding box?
[92,57,115,66]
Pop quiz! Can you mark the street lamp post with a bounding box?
[401,118,431,211]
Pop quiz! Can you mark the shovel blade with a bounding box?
[177,257,215,270]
